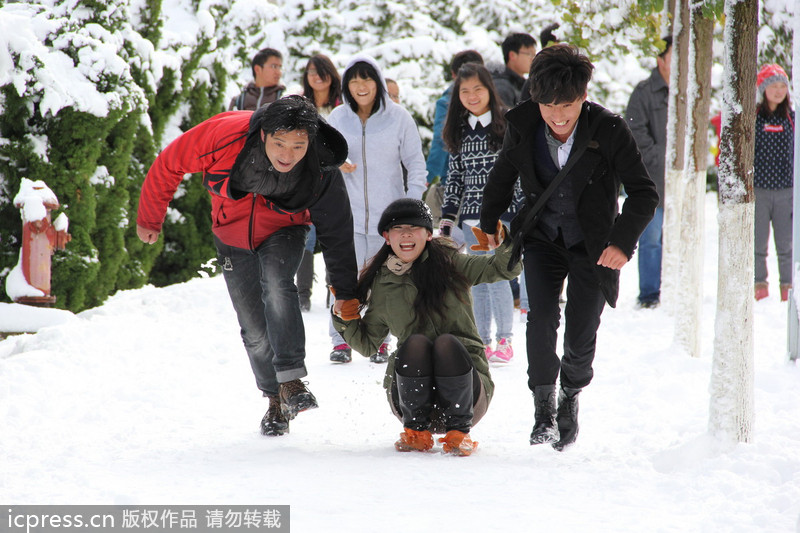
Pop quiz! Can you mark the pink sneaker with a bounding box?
[484,345,494,361]
[492,338,514,363]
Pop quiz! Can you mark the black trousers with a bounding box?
[523,232,607,391]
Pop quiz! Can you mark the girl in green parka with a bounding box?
[331,198,522,455]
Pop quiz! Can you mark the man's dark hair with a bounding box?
[502,33,537,64]
[450,49,484,76]
[302,54,342,108]
[341,61,387,116]
[251,47,282,79]
[259,95,319,138]
[528,44,594,104]
[658,36,673,58]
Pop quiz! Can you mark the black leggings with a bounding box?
[395,333,480,399]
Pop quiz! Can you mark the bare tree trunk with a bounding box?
[661,0,689,312]
[709,0,758,444]
[673,7,715,358]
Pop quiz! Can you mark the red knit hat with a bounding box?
[757,64,789,96]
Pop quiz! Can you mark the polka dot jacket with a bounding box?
[754,110,795,189]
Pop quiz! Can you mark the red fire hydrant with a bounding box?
[8,178,71,306]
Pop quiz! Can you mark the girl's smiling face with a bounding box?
[383,224,432,263]
[458,75,490,116]
[348,74,378,110]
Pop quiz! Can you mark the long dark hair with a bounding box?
[302,54,341,109]
[442,63,507,154]
[342,61,386,116]
[357,238,471,326]
[758,92,793,121]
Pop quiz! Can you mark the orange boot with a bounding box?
[394,428,434,452]
[438,430,478,456]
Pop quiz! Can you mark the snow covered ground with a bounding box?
[2,193,799,532]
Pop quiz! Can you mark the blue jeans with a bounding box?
[463,223,514,344]
[304,224,317,252]
[216,226,309,396]
[637,207,663,304]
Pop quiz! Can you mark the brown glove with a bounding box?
[469,221,506,251]
[337,298,361,321]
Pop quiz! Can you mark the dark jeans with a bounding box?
[523,233,606,391]
[216,226,309,396]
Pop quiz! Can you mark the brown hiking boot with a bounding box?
[278,379,318,420]
[438,430,477,456]
[261,395,289,436]
[394,428,434,452]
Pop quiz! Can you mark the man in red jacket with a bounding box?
[137,95,359,436]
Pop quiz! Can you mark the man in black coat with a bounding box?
[479,44,658,451]
[492,33,537,108]
[625,36,672,309]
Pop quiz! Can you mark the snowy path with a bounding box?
[2,194,799,532]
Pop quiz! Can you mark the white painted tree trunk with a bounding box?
[787,0,800,361]
[708,0,757,443]
[671,6,713,358]
[673,169,706,356]
[710,203,754,442]
[661,0,689,312]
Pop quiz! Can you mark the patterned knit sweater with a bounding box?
[754,109,794,189]
[442,122,520,224]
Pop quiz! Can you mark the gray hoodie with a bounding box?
[327,54,427,235]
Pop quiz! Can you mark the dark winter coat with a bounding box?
[331,236,523,405]
[754,109,795,189]
[492,66,526,108]
[479,100,658,307]
[138,107,359,299]
[228,81,285,111]
[625,67,668,207]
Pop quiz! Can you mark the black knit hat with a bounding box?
[377,198,433,234]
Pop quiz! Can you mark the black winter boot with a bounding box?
[529,384,559,445]
[261,395,289,436]
[553,386,581,451]
[396,374,434,431]
[435,372,474,433]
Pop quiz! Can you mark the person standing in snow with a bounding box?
[491,32,537,108]
[625,36,672,309]
[294,54,344,312]
[228,48,285,111]
[425,50,485,230]
[325,54,428,364]
[332,198,521,455]
[439,62,521,363]
[479,44,658,451]
[752,63,795,302]
[137,95,360,437]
